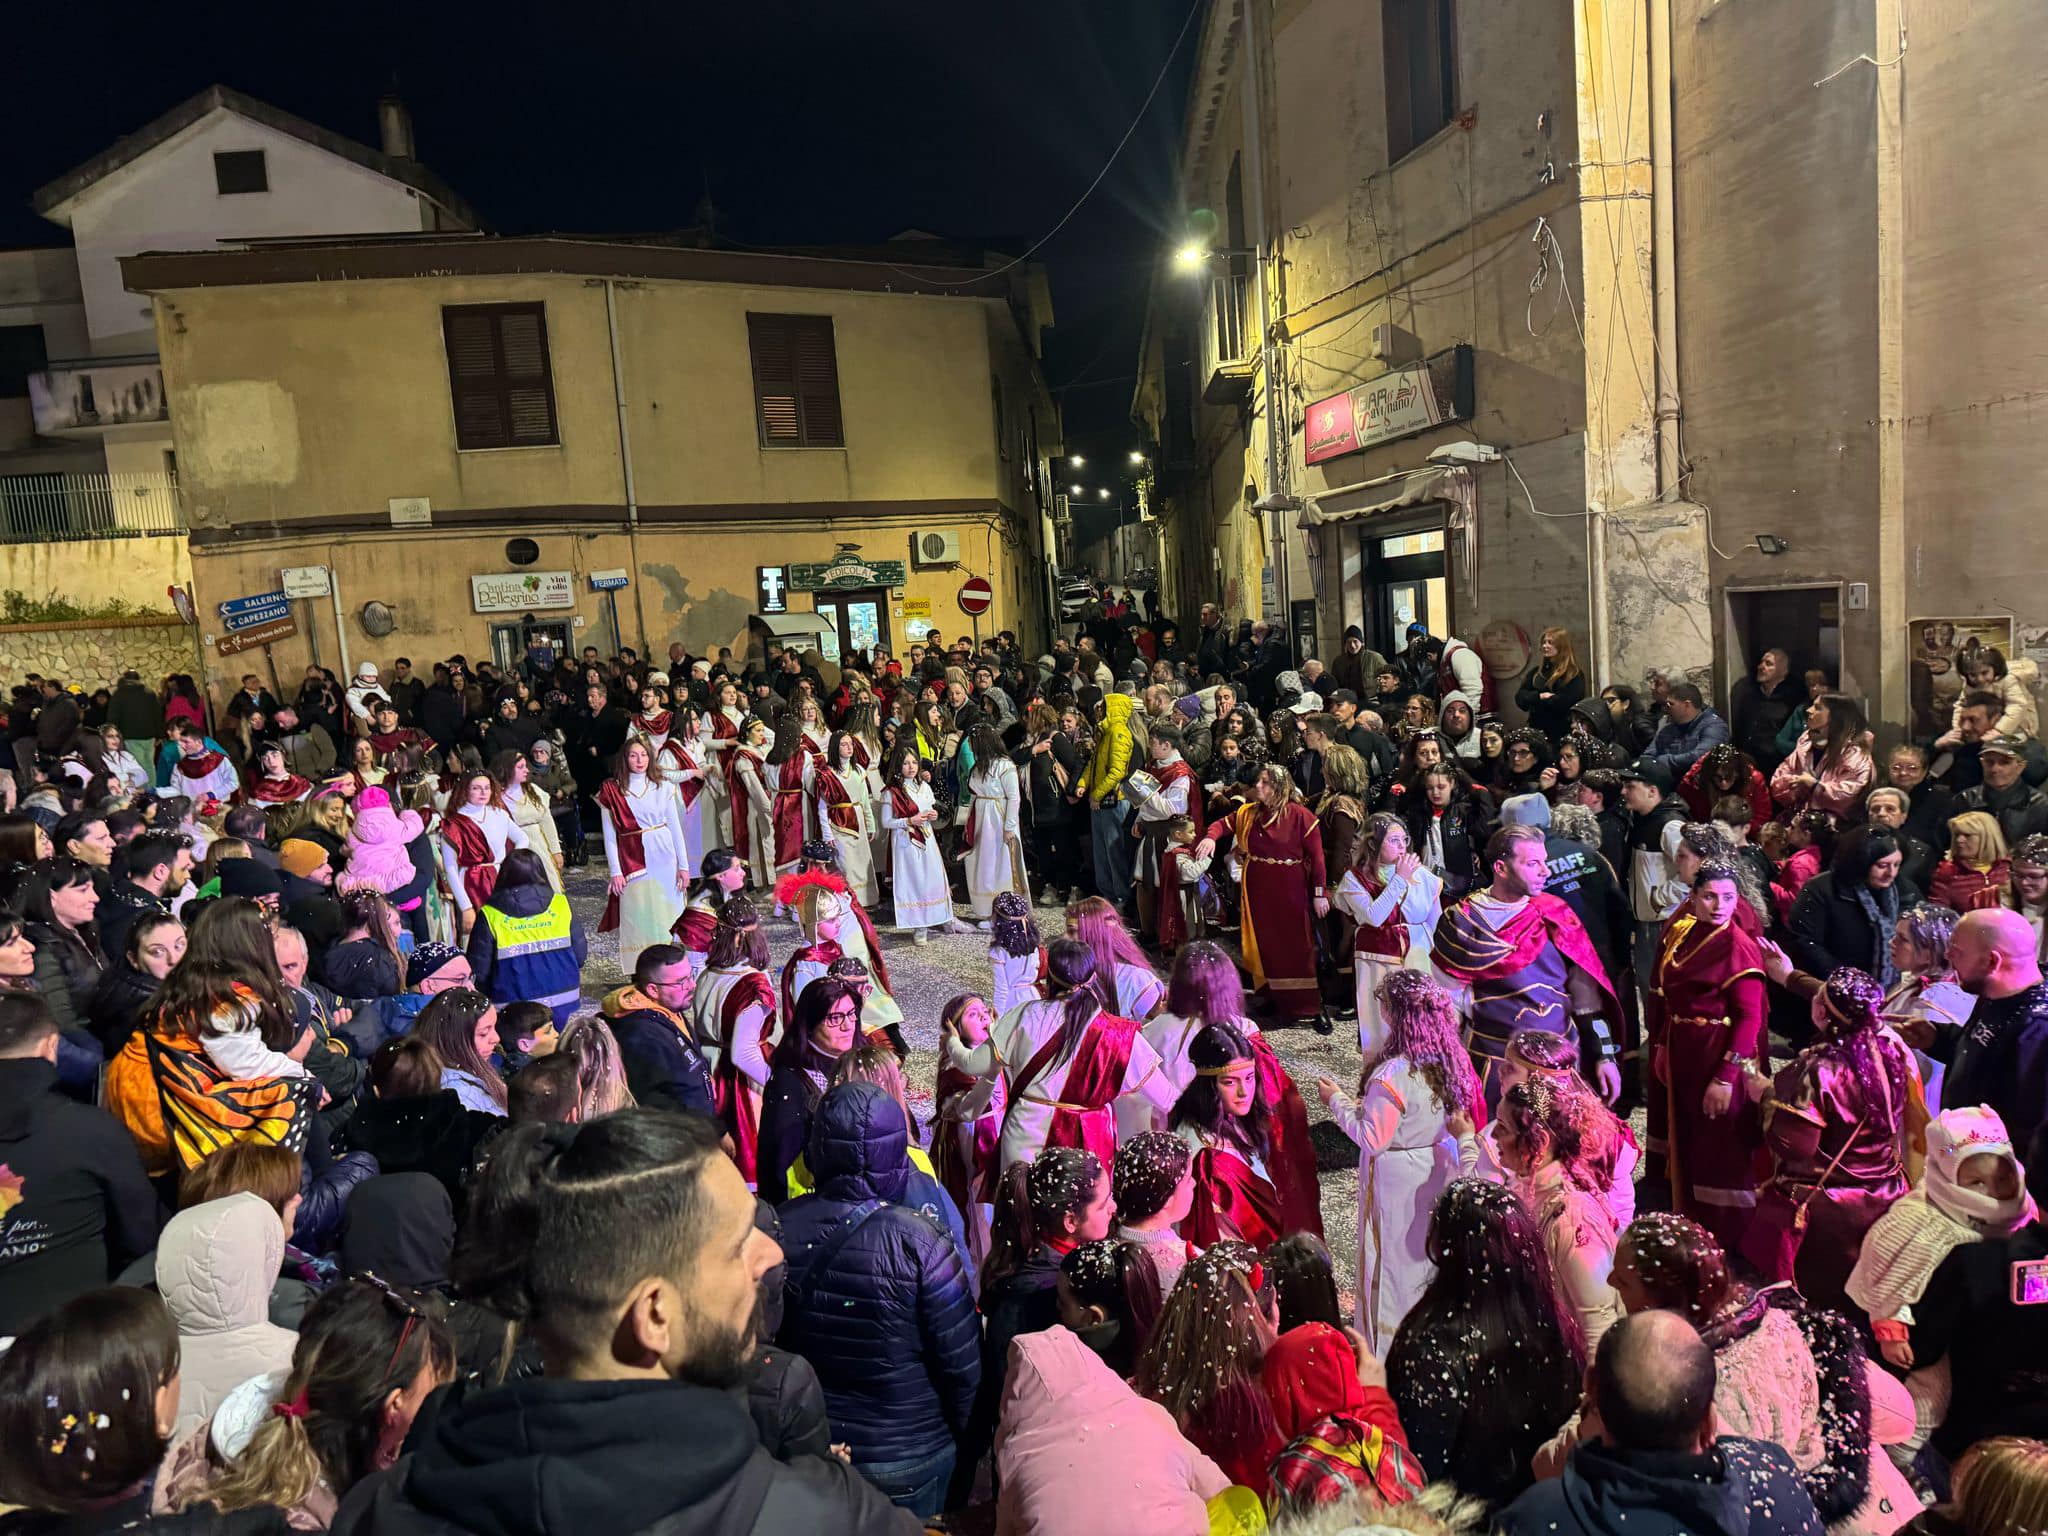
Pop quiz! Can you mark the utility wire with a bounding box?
[881,0,1207,290]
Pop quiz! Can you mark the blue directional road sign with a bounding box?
[218,590,288,618]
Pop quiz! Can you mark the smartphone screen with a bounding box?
[2013,1258,2048,1306]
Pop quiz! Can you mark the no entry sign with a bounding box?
[957,577,993,617]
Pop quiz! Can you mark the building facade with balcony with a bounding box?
[123,234,1062,685]
[1,85,475,614]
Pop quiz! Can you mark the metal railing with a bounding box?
[0,471,185,543]
[1210,269,1251,366]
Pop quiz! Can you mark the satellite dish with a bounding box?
[359,601,396,638]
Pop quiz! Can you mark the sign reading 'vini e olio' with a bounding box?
[471,571,576,613]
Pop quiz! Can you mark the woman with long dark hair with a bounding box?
[88,911,185,1056]
[1514,625,1588,742]
[1057,1237,1163,1377]
[1169,1021,1282,1249]
[1387,1179,1584,1512]
[755,976,863,1202]
[811,729,878,906]
[1144,941,1321,1236]
[761,715,812,890]
[1317,969,1482,1351]
[1772,691,1875,817]
[437,768,528,942]
[412,987,507,1115]
[1786,825,1919,988]
[942,937,1175,1171]
[1134,1241,1284,1492]
[18,858,106,1090]
[1740,965,1916,1310]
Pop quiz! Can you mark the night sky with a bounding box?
[5,0,1198,483]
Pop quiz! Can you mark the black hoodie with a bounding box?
[0,1058,161,1336]
[332,1377,917,1536]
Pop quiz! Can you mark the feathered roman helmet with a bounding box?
[775,868,849,937]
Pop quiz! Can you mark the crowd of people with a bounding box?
[0,603,2044,1536]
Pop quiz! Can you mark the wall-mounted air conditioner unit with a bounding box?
[911,530,961,567]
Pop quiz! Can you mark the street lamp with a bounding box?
[1128,450,1145,465]
[1069,454,1086,468]
[1070,483,1084,496]
[1174,242,1207,268]
[1098,488,1112,501]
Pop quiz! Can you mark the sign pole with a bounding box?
[609,591,622,658]
[329,567,352,687]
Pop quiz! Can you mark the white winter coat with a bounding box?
[156,1193,297,1435]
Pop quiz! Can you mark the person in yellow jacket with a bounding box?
[1075,689,1139,909]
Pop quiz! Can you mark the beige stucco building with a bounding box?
[1134,0,2048,739]
[123,236,1061,687]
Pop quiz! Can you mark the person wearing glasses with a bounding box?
[755,978,865,1204]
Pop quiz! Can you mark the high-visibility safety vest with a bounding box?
[480,894,581,1018]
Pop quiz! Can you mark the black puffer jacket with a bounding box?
[332,1377,916,1535]
[774,1083,980,1468]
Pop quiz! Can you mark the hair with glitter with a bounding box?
[1361,970,1480,1115]
[1163,940,1247,1024]
[705,896,770,971]
[1615,1213,1744,1332]
[1112,1131,1192,1224]
[1689,854,1769,928]
[1894,903,1961,968]
[1812,965,1910,1144]
[1388,1180,1586,1483]
[984,1148,1105,1297]
[1357,811,1408,871]
[0,1286,180,1512]
[1134,1243,1280,1446]
[1060,1238,1162,1377]
[1497,1078,1606,1196]
[1170,1021,1271,1160]
[1950,1438,2048,1536]
[990,890,1036,959]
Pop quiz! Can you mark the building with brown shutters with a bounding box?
[120,233,1062,683]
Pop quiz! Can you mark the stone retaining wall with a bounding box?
[0,616,201,689]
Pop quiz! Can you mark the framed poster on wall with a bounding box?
[1907,616,2013,740]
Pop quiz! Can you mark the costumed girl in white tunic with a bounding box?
[942,938,1175,1173]
[706,681,747,847]
[962,725,1025,919]
[880,745,954,940]
[989,892,1045,1015]
[492,750,564,893]
[439,770,531,939]
[1316,968,1484,1352]
[597,736,689,976]
[658,704,711,883]
[692,897,779,1185]
[811,731,878,907]
[1330,812,1443,1059]
[728,716,777,892]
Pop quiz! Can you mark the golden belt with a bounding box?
[1246,854,1302,866]
[1671,1014,1732,1028]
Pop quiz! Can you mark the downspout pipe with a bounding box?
[604,279,650,653]
[1240,0,1291,623]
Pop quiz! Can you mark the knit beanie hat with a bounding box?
[216,859,284,900]
[278,839,329,879]
[1498,793,1552,829]
[407,941,465,989]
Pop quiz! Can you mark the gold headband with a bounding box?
[1196,1058,1257,1077]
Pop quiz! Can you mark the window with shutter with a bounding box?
[747,314,845,448]
[441,303,559,451]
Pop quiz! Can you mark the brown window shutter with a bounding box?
[442,303,559,450]
[749,313,842,447]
